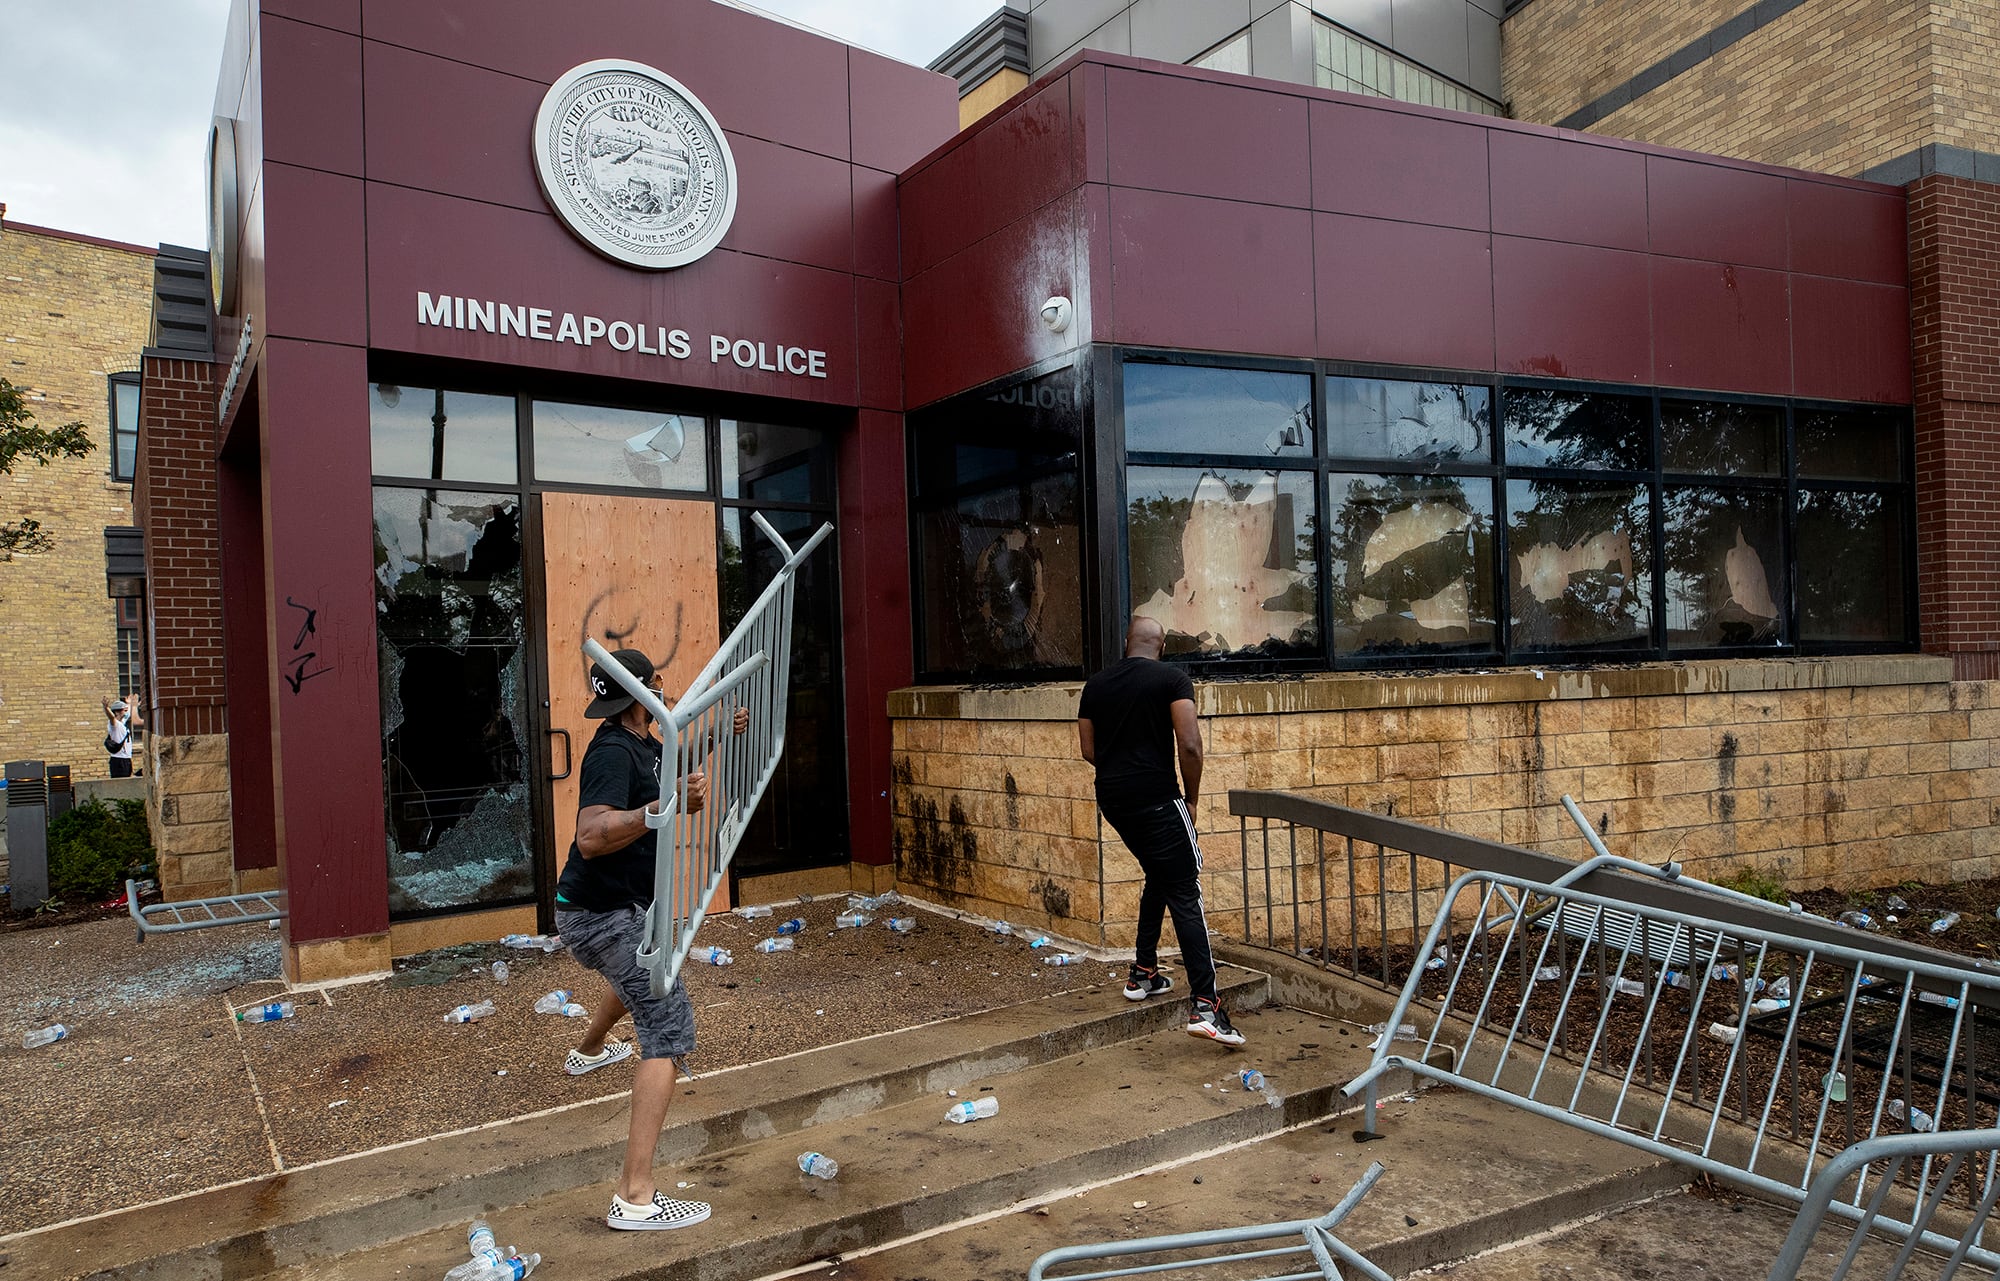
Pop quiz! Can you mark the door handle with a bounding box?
[549,728,573,781]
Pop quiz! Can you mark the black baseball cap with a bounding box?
[585,648,655,719]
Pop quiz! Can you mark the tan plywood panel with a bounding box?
[539,491,720,888]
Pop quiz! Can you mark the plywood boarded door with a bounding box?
[539,491,722,903]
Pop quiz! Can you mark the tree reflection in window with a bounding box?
[1662,487,1781,647]
[1507,480,1652,650]
[1329,473,1495,655]
[1661,399,1781,476]
[1798,489,1907,642]
[1326,377,1491,463]
[1127,467,1317,656]
[373,489,533,915]
[1504,388,1651,470]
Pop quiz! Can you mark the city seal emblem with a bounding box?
[532,59,738,270]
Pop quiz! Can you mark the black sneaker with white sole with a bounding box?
[1124,964,1175,1001]
[607,1190,712,1230]
[1187,998,1246,1047]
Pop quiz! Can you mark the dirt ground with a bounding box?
[0,896,1115,1238]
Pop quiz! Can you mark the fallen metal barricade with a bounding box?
[1027,1162,1391,1281]
[1343,868,2000,1275]
[584,511,832,996]
[126,878,285,940]
[1775,1127,2000,1281]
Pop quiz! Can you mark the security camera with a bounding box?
[1040,296,1073,334]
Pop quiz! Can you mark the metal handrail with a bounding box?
[584,511,832,996]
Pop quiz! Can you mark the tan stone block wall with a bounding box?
[0,225,154,778]
[148,732,234,900]
[1500,0,1994,179]
[890,658,2000,952]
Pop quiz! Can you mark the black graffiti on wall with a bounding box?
[282,595,332,693]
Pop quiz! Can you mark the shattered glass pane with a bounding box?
[1503,388,1650,470]
[910,366,1085,675]
[1326,377,1491,464]
[1506,479,1652,651]
[372,488,533,915]
[1127,466,1318,658]
[1663,486,1782,648]
[1661,399,1780,476]
[532,400,709,492]
[1329,473,1496,657]
[369,384,518,483]
[1125,363,1313,458]
[1797,489,1907,643]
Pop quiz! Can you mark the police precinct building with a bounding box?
[134,0,1999,983]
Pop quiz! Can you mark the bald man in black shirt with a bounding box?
[1078,616,1244,1047]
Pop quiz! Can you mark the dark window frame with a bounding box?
[107,371,141,484]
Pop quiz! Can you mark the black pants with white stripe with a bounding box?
[1102,798,1216,1007]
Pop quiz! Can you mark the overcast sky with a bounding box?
[0,0,997,250]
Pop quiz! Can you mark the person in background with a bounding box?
[102,693,143,778]
[1077,616,1245,1048]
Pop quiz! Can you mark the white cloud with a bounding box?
[0,0,997,251]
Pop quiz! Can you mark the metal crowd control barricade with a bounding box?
[1343,867,2000,1279]
[127,878,286,940]
[1027,1163,1392,1281]
[583,511,832,997]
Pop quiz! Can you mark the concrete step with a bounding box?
[2,967,1268,1281]
[772,1085,1690,1281]
[255,1001,1400,1281]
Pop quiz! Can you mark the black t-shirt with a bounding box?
[554,721,663,912]
[1077,656,1196,811]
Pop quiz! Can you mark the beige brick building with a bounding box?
[0,217,155,780]
[1502,0,1999,179]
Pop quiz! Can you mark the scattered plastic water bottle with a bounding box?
[1710,964,1742,983]
[1770,975,1791,999]
[886,917,917,934]
[1533,966,1562,982]
[1750,997,1791,1014]
[1043,953,1081,966]
[1885,894,1910,913]
[946,1096,999,1124]
[1822,1070,1848,1102]
[479,1253,540,1280]
[1887,1099,1936,1132]
[1423,945,1450,972]
[849,892,899,912]
[776,918,807,936]
[467,1219,496,1257]
[533,990,574,1015]
[1610,978,1645,997]
[1366,1022,1418,1043]
[689,945,733,965]
[491,961,510,984]
[1838,911,1878,931]
[990,921,1013,936]
[236,1002,294,1024]
[757,937,795,953]
[1917,990,1962,1010]
[1663,969,1690,990]
[1026,935,1052,948]
[22,1023,68,1049]
[735,904,774,918]
[1706,1023,1739,1044]
[798,1151,839,1179]
[835,912,871,929]
[1932,912,1962,934]
[1240,1069,1266,1091]
[445,999,496,1024]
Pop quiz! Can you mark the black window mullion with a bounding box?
[1647,389,1667,659]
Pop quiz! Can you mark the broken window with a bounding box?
[1326,377,1491,464]
[1329,473,1496,656]
[1125,363,1313,458]
[909,366,1085,677]
[1127,467,1318,657]
[532,399,708,492]
[372,488,534,915]
[1662,399,1781,476]
[1506,479,1652,652]
[1662,487,1782,647]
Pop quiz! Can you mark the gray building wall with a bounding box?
[1018,0,1503,104]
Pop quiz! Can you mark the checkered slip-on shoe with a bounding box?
[565,1038,633,1076]
[607,1190,712,1231]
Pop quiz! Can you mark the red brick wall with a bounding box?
[135,357,226,736]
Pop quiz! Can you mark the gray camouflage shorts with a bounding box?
[555,904,695,1061]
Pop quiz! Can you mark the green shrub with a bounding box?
[1714,865,1789,905]
[47,797,155,901]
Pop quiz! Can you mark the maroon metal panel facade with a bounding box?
[898,51,1915,409]
[836,409,915,869]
